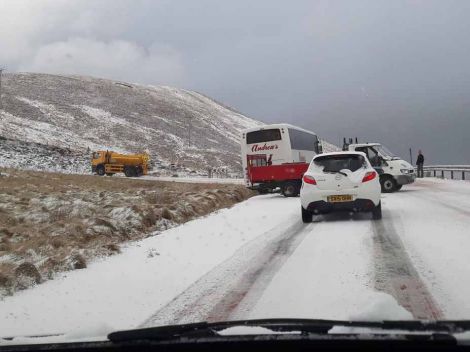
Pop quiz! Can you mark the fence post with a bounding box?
[451,170,454,179]
[433,170,436,177]
[463,171,466,180]
[441,170,444,178]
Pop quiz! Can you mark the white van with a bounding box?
[344,142,416,192]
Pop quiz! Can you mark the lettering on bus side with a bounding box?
[251,143,279,152]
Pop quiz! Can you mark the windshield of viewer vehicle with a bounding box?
[1,0,470,347]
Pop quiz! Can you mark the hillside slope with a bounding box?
[0,73,261,174]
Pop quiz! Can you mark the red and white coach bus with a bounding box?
[241,123,322,196]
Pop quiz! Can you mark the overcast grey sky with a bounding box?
[1,0,470,164]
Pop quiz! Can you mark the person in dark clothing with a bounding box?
[416,150,424,178]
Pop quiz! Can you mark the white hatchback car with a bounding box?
[300,151,382,223]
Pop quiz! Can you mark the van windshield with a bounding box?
[313,154,366,172]
[375,145,398,159]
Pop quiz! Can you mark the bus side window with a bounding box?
[288,128,319,153]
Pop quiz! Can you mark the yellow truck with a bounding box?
[91,150,150,177]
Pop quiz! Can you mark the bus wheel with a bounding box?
[96,165,105,176]
[282,181,298,197]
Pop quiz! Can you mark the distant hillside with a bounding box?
[320,140,341,153]
[0,73,262,174]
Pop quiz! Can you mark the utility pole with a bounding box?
[409,148,413,165]
[0,68,4,111]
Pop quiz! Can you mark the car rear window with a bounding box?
[313,154,366,172]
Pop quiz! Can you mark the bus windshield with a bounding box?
[246,129,281,144]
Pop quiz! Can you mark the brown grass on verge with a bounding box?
[0,168,254,296]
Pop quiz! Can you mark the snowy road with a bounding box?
[1,178,470,339]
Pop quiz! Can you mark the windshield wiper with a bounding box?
[107,318,468,343]
[108,322,216,342]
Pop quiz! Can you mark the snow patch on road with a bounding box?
[349,293,412,321]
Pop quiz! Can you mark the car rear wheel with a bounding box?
[372,202,382,220]
[301,206,312,223]
[380,175,396,193]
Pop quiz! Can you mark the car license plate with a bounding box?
[327,195,353,203]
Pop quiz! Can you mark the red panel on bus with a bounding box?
[247,163,309,183]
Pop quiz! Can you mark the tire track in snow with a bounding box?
[372,210,443,319]
[210,221,312,322]
[140,219,312,327]
[405,190,470,218]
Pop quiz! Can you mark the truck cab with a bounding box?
[343,142,415,192]
[91,151,107,174]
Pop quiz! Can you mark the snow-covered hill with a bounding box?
[0,137,90,174]
[320,139,341,153]
[0,73,262,174]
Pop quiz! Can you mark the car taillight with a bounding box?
[362,171,377,183]
[303,175,316,185]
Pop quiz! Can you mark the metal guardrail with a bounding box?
[422,165,470,180]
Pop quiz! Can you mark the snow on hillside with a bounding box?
[0,137,90,174]
[320,139,341,153]
[0,73,341,175]
[0,73,262,174]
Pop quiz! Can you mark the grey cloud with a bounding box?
[19,38,186,86]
